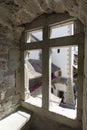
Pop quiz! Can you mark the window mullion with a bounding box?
[42,47,51,110]
[42,22,51,110]
[74,20,84,121]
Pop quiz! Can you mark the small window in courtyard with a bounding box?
[57,49,60,53]
[27,29,43,43]
[50,22,74,39]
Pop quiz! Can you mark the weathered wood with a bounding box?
[77,40,84,120]
[49,33,84,47]
[21,13,84,125]
[47,13,75,26]
[22,33,84,50]
[42,48,51,110]
[23,13,75,30]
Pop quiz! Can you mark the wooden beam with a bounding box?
[77,38,84,120]
[24,13,75,30]
[49,33,84,47]
[24,41,44,50]
[22,33,84,50]
[47,13,75,26]
[42,48,51,110]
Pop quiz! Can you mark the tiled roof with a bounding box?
[29,59,60,74]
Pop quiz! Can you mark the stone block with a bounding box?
[6,88,15,97]
[2,101,13,116]
[4,73,15,88]
[0,111,5,120]
[3,100,12,110]
[12,94,20,105]
[8,48,20,71]
[0,60,8,71]
[0,82,8,92]
[0,90,7,101]
[0,53,8,60]
[8,74,15,88]
[15,71,21,93]
[0,104,3,112]
[0,71,4,84]
[0,48,8,54]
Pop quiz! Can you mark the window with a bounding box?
[21,14,84,128]
[26,29,43,43]
[50,22,74,39]
[24,50,42,107]
[49,46,78,119]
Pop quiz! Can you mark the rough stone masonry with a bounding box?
[0,1,87,130]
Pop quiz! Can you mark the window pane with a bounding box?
[27,29,43,43]
[50,22,74,39]
[49,46,78,119]
[24,49,42,107]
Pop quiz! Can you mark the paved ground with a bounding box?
[26,87,77,119]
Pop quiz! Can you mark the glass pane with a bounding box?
[24,49,42,107]
[49,46,78,119]
[27,29,43,43]
[50,22,74,39]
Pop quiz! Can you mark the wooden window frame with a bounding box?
[21,13,84,129]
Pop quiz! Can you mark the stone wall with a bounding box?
[0,24,22,119]
[0,1,87,130]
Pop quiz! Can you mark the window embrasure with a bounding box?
[21,14,84,128]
